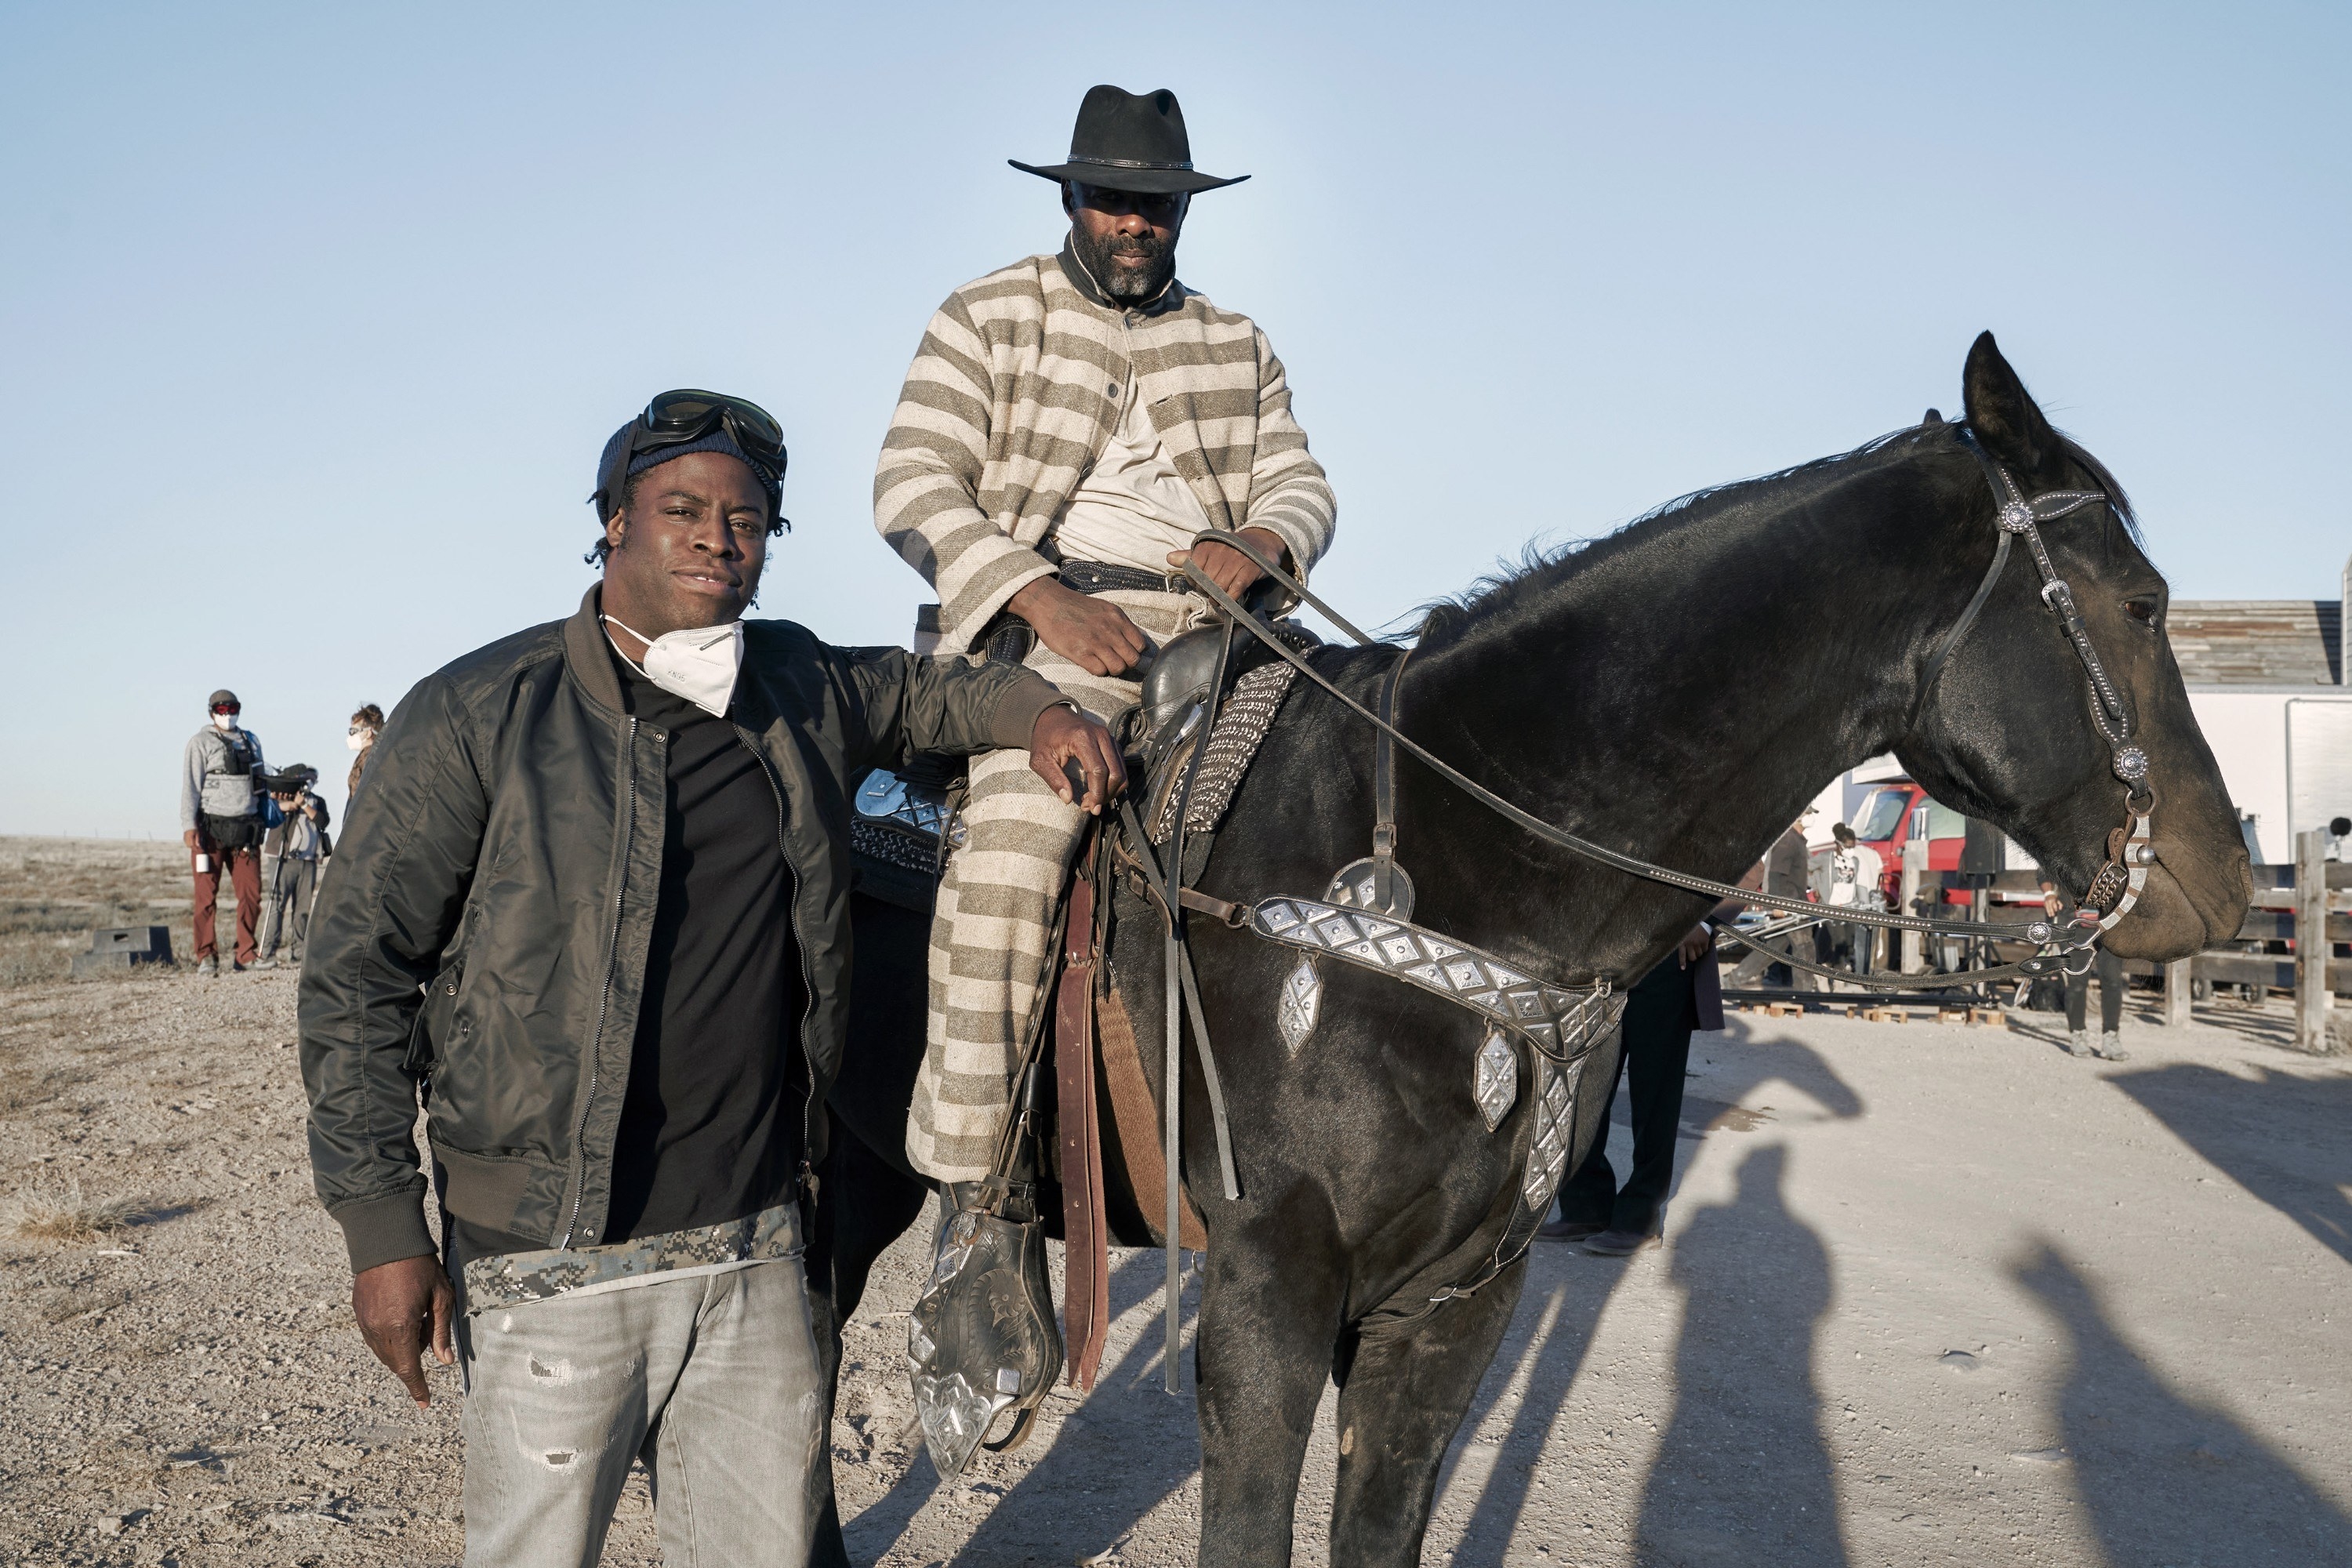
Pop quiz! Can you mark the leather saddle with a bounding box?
[851,617,1320,1388]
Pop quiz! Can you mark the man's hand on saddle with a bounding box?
[1168,525,1287,602]
[1676,923,1715,967]
[1030,702,1128,815]
[1008,576,1150,677]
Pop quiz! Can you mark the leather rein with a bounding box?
[1174,428,2159,990]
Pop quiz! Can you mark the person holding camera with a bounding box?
[255,768,331,970]
[180,688,269,976]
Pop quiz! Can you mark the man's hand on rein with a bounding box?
[1169,527,1289,601]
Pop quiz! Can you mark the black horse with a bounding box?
[808,333,2252,1566]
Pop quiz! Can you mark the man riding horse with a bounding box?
[873,85,1338,1188]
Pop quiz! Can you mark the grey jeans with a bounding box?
[456,1243,829,1566]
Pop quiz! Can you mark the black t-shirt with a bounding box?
[446,642,805,1268]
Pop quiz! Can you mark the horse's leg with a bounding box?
[1327,1261,1526,1568]
[804,1116,934,1568]
[1194,1226,1349,1568]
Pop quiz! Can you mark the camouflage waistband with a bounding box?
[460,1202,803,1316]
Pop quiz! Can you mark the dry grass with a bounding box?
[0,836,194,986]
[4,1178,150,1243]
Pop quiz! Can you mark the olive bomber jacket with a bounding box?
[299,586,1062,1273]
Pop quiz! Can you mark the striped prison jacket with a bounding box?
[873,243,1337,655]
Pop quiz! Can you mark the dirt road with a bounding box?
[3,837,2347,1566]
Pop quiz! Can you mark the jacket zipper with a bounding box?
[559,713,639,1249]
[734,724,822,1186]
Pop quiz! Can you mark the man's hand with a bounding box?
[1167,525,1287,601]
[1008,577,1149,677]
[1676,923,1715,967]
[182,829,201,851]
[352,1254,456,1407]
[1030,704,1127,815]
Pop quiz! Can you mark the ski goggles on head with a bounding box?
[638,389,786,474]
[597,388,788,514]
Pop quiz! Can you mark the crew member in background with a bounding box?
[255,768,330,971]
[2043,879,2130,1062]
[1541,906,1737,1255]
[1815,822,1883,975]
[179,688,267,977]
[346,703,384,800]
[300,390,1114,1566]
[875,85,1336,1185]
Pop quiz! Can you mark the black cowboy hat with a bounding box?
[1009,85,1247,196]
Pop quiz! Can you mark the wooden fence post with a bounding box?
[2164,956,2194,1028]
[2297,829,2334,1054]
[1900,837,1926,975]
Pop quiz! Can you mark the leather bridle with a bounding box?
[1172,427,2161,989]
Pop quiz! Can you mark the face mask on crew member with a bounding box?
[601,615,744,717]
[212,711,238,731]
[347,728,372,751]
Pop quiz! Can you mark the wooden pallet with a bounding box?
[1862,1006,1910,1024]
[1969,1007,2005,1027]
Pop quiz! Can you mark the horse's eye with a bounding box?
[2124,599,2158,626]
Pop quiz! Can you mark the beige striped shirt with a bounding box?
[873,244,1337,654]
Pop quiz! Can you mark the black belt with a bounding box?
[1055,559,1193,597]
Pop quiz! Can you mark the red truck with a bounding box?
[1839,780,1973,910]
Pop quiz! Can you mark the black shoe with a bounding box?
[1582,1226,1662,1258]
[1536,1218,1606,1243]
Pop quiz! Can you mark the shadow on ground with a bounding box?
[1436,1035,1860,1567]
[2016,1244,2351,1565]
[2107,1062,2352,1266]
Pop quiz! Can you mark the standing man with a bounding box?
[299,390,1119,1567]
[179,689,267,976]
[876,85,1337,1185]
[254,768,329,971]
[2043,880,2130,1061]
[1814,822,1885,975]
[1541,913,1733,1254]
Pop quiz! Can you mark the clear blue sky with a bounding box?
[3,2,2343,837]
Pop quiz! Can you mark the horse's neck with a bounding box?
[1405,452,1960,977]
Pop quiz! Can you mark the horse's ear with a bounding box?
[1961,331,2061,476]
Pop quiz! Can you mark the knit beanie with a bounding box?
[595,422,782,522]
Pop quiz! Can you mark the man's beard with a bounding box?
[1073,224,1177,303]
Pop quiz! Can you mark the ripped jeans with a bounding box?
[453,1212,828,1568]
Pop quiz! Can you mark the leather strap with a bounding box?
[1371,648,1412,914]
[1094,987,1208,1250]
[1053,869,1109,1390]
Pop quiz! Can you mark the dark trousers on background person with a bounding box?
[193,847,262,966]
[2065,946,2125,1033]
[1557,956,1701,1239]
[257,855,320,964]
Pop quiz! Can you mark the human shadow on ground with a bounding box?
[2015,1244,2352,1565]
[2107,1062,2352,1267]
[1435,1033,1859,1565]
[1633,1143,1848,1566]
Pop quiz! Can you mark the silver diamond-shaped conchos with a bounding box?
[1473,1030,1518,1131]
[1250,898,1613,1061]
[1277,956,1322,1055]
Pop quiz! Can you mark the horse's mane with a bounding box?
[1411,422,2136,650]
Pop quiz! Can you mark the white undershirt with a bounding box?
[1048,387,1213,573]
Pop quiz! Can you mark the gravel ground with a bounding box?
[4,838,2349,1566]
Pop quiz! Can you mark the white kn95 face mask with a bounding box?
[603,615,743,717]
